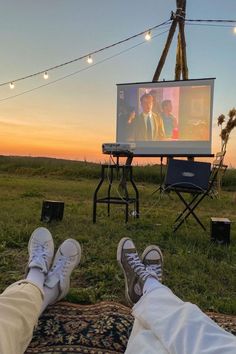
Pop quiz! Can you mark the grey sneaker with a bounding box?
[141,245,163,282]
[117,237,158,305]
[27,227,54,274]
[45,239,81,303]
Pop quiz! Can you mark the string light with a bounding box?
[0,28,170,103]
[145,31,151,41]
[0,19,171,89]
[43,71,49,79]
[87,55,93,64]
[1,16,236,90]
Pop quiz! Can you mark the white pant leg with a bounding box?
[0,280,43,354]
[125,316,168,354]
[125,281,168,354]
[127,284,236,354]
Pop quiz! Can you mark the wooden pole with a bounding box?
[178,0,188,79]
[152,15,178,81]
[152,0,188,81]
[175,0,183,80]
[175,32,182,80]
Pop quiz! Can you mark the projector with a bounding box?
[102,142,136,154]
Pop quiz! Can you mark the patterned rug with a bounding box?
[26,301,236,354]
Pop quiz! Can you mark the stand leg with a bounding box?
[93,166,105,223]
[107,167,114,216]
[125,202,129,223]
[93,201,97,224]
[130,167,139,218]
[93,158,139,223]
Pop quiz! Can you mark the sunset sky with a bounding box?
[0,0,236,166]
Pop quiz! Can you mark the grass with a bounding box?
[0,154,235,188]
[0,156,235,315]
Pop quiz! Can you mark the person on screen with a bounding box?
[161,99,178,139]
[134,93,165,141]
[149,89,162,115]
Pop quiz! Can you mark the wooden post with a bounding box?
[153,0,188,82]
[152,16,178,81]
[178,0,188,79]
[175,33,182,80]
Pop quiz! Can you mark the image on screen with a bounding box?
[116,78,214,155]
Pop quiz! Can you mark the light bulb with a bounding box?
[9,82,15,89]
[43,71,49,79]
[87,55,93,64]
[233,27,236,34]
[145,31,151,41]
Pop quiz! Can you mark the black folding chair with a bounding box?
[163,156,226,232]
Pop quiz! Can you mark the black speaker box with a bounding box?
[210,217,230,245]
[41,200,64,222]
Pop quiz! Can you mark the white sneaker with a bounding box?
[27,227,54,274]
[45,239,81,302]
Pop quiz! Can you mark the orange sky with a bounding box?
[0,87,235,166]
[0,1,236,167]
[0,116,235,167]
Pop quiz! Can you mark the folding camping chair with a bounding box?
[163,154,226,232]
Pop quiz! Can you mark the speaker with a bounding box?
[210,217,230,245]
[41,200,64,222]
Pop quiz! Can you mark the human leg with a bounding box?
[117,237,162,305]
[118,238,236,354]
[40,238,81,314]
[132,285,236,354]
[0,281,43,354]
[117,238,168,353]
[0,227,54,354]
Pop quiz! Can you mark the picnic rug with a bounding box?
[26,301,236,354]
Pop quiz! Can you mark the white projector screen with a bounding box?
[116,78,214,156]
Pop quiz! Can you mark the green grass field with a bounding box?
[0,156,235,314]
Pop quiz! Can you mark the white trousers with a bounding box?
[125,283,236,354]
[0,280,235,354]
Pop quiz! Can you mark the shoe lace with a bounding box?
[146,264,162,279]
[126,253,148,281]
[50,255,70,279]
[31,242,50,267]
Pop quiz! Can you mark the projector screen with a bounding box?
[116,78,214,155]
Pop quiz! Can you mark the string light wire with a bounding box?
[184,18,236,23]
[185,22,236,28]
[0,28,170,103]
[0,19,171,88]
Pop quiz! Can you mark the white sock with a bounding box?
[26,268,45,292]
[40,284,60,315]
[143,276,163,295]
